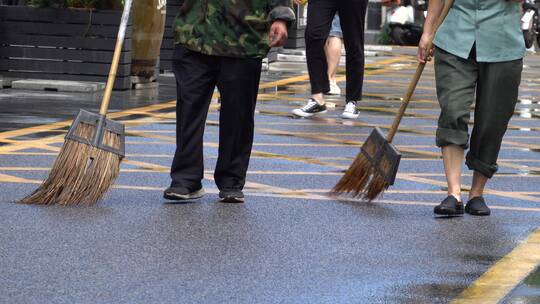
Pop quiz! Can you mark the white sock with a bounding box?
[312,97,325,106]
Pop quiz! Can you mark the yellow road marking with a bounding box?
[0,57,407,146]
[125,141,442,149]
[4,132,535,206]
[121,159,317,197]
[1,54,539,210]
[2,167,540,185]
[0,172,41,184]
[498,161,540,173]
[399,174,540,203]
[256,56,411,90]
[451,228,540,304]
[122,160,169,172]
[1,151,539,164]
[0,136,63,153]
[0,101,177,140]
[5,128,540,140]
[131,116,540,204]
[5,172,540,212]
[297,189,540,196]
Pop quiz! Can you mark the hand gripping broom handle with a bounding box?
[385,0,454,142]
[99,0,133,116]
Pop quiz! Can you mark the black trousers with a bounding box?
[170,45,262,190]
[305,0,368,101]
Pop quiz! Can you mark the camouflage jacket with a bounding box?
[173,0,295,58]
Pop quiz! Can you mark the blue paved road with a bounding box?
[1,48,539,303]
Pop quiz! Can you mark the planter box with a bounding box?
[0,5,132,90]
[159,0,181,72]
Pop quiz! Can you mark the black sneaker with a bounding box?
[219,189,244,203]
[163,186,205,201]
[434,195,464,216]
[292,98,327,117]
[465,196,491,216]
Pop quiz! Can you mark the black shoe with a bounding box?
[434,196,464,216]
[292,98,327,117]
[465,196,491,216]
[219,189,244,203]
[163,186,205,201]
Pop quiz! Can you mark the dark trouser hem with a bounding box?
[311,84,330,95]
[465,152,497,178]
[216,182,245,191]
[170,180,203,191]
[435,127,469,149]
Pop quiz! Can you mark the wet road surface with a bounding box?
[0,47,539,303]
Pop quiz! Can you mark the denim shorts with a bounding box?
[329,14,342,38]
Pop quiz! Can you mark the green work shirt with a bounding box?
[433,0,526,62]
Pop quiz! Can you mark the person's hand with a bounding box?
[269,20,288,47]
[417,33,434,63]
[293,0,307,5]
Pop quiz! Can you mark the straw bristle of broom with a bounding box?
[364,173,387,201]
[330,142,375,197]
[331,139,395,201]
[364,157,393,201]
[18,122,121,206]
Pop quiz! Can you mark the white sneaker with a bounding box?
[342,101,359,119]
[326,81,341,95]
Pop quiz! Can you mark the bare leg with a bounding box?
[324,36,343,83]
[312,92,325,105]
[469,171,488,199]
[442,145,464,202]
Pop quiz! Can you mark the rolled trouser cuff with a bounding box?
[436,127,469,148]
[466,152,498,178]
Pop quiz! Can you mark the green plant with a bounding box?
[377,22,394,45]
[25,0,64,7]
[65,0,97,8]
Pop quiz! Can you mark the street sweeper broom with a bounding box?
[19,0,134,205]
[331,0,454,201]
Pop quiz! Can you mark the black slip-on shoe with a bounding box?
[163,186,205,201]
[434,195,464,216]
[465,196,491,216]
[219,189,244,203]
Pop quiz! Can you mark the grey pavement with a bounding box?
[0,47,539,303]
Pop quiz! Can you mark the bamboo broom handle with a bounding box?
[100,0,133,116]
[386,0,454,142]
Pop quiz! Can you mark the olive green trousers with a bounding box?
[434,47,523,178]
